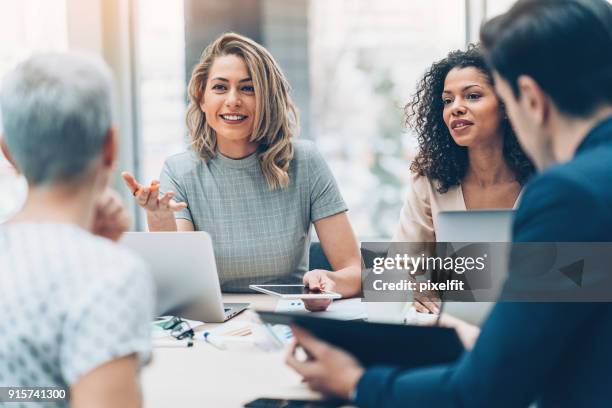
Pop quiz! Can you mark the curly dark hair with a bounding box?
[406,45,535,193]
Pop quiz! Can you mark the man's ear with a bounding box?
[517,75,550,127]
[101,125,118,169]
[0,135,20,173]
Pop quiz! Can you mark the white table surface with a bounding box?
[141,294,322,408]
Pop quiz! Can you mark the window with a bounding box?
[136,0,186,184]
[310,0,465,237]
[485,0,517,18]
[0,0,68,222]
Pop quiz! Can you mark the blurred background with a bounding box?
[0,0,532,237]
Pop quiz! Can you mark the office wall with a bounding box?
[182,0,310,139]
[261,0,310,139]
[183,0,263,83]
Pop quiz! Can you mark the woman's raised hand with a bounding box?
[121,171,187,214]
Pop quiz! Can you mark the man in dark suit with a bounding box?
[285,0,612,406]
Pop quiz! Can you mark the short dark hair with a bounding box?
[480,0,612,118]
[406,45,535,193]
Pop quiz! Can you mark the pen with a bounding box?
[153,339,194,348]
[203,332,225,350]
[203,332,252,350]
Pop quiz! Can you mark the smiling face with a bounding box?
[200,54,257,153]
[442,66,503,148]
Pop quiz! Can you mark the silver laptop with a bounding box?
[120,231,248,323]
[436,210,514,325]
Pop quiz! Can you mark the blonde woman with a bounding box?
[122,33,360,307]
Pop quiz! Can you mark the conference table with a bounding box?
[141,294,324,407]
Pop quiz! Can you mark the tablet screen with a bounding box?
[249,284,341,298]
[261,285,317,295]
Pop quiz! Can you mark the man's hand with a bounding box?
[92,188,131,242]
[285,325,364,400]
[439,313,481,350]
[302,269,336,312]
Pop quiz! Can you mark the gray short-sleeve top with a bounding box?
[160,140,347,292]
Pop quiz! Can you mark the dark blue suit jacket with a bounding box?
[356,117,612,407]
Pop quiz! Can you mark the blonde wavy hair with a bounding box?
[186,32,299,190]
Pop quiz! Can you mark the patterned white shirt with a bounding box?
[0,223,154,407]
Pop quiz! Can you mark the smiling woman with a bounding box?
[200,55,257,148]
[197,54,258,160]
[121,33,362,302]
[184,34,298,190]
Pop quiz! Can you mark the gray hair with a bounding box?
[0,52,114,185]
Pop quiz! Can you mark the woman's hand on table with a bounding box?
[413,289,441,314]
[302,269,336,312]
[121,171,187,215]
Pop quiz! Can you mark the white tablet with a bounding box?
[249,284,341,299]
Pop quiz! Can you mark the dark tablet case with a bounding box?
[258,311,464,368]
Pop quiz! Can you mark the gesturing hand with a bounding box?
[92,188,131,242]
[121,171,187,215]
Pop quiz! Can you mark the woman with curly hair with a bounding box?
[122,33,361,304]
[397,46,535,313]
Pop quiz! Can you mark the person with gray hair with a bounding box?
[0,52,154,407]
[1,52,114,186]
